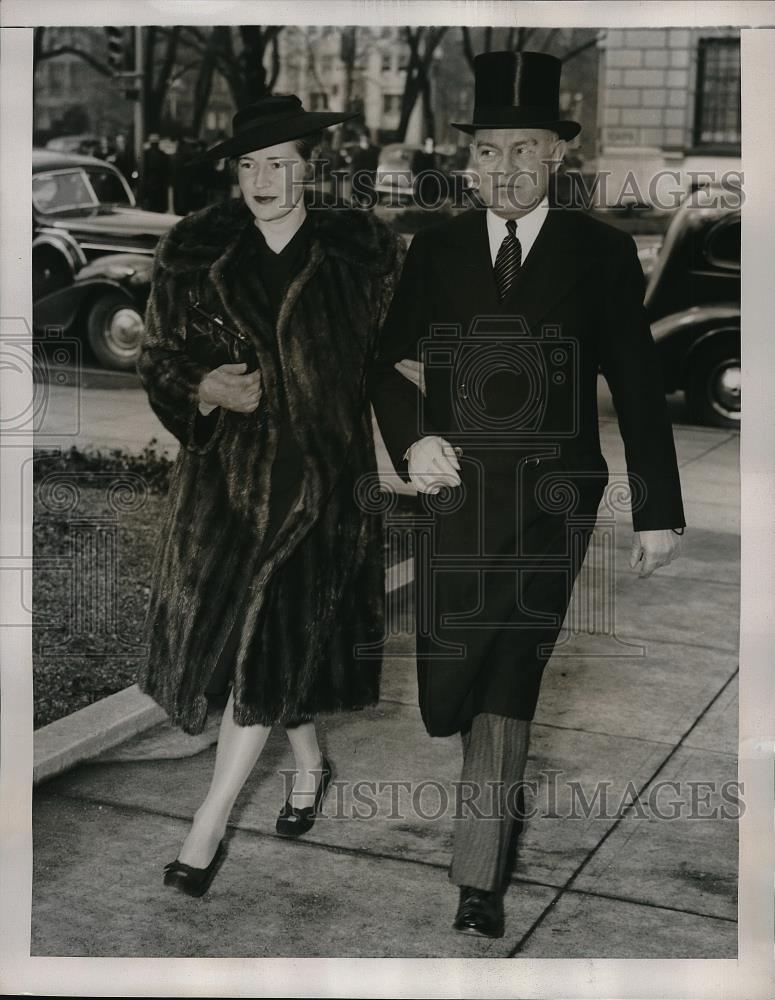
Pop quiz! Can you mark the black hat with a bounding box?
[188,94,357,164]
[452,51,580,140]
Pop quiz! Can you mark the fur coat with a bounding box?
[136,197,405,734]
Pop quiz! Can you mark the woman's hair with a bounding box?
[228,131,324,181]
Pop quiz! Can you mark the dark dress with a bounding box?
[203,214,312,716]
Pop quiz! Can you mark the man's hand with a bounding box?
[407,435,462,494]
[630,529,683,578]
[198,362,262,414]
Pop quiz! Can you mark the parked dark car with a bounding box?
[32,149,179,370]
[647,183,741,428]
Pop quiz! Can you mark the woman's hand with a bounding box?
[198,362,262,414]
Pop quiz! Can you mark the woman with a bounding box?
[136,95,405,896]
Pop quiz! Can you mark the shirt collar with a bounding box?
[486,195,549,243]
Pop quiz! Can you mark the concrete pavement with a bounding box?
[31,378,739,958]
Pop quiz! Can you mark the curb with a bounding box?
[34,685,166,785]
[33,559,417,786]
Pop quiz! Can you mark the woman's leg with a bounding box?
[284,721,325,806]
[177,688,271,867]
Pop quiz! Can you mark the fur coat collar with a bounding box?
[156,194,400,277]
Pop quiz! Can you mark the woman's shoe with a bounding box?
[276,755,333,837]
[163,840,226,897]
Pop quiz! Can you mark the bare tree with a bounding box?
[460,25,596,70]
[177,25,284,130]
[396,26,448,141]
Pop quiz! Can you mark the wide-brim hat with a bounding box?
[188,94,357,164]
[452,51,580,140]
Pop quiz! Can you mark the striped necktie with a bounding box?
[494,218,522,301]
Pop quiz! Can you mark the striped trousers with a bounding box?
[449,712,531,892]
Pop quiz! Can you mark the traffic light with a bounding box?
[106,26,126,72]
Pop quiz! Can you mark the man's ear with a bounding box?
[550,136,568,172]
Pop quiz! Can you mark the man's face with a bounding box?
[471,128,566,217]
[237,140,307,223]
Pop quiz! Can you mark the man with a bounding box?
[350,129,380,207]
[411,136,444,207]
[139,133,170,213]
[370,51,685,939]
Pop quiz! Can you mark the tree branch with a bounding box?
[461,26,476,70]
[35,44,113,76]
[561,35,600,63]
[268,32,280,91]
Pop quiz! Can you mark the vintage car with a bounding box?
[32,149,179,370]
[647,184,741,429]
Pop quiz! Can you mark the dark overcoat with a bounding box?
[137,197,405,734]
[370,205,686,738]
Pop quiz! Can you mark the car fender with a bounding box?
[33,276,141,333]
[651,304,740,391]
[651,303,740,344]
[76,252,153,286]
[32,227,86,275]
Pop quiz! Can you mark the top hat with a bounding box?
[451,51,580,140]
[188,94,357,164]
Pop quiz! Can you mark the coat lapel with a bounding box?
[500,207,596,327]
[445,206,597,330]
[444,209,502,315]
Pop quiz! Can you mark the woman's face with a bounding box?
[237,140,307,223]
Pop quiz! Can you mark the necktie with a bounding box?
[494,218,522,301]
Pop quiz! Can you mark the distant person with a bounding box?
[350,130,380,207]
[96,135,112,161]
[187,140,213,211]
[411,136,444,206]
[172,134,196,215]
[139,133,170,212]
[110,133,137,190]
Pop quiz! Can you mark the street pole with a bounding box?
[133,26,144,168]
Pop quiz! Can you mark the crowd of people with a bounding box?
[88,125,482,216]
[88,131,233,215]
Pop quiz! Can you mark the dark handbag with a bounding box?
[184,289,259,373]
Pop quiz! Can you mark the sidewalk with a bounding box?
[31,399,740,958]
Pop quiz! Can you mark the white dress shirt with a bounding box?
[486,195,549,267]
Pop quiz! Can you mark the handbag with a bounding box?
[184,289,259,373]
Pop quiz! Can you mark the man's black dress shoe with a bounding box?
[453,885,505,938]
[276,755,333,837]
[163,841,226,898]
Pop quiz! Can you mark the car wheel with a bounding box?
[86,291,145,371]
[686,337,741,429]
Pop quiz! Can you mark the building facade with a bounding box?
[596,27,741,206]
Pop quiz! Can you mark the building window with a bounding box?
[320,54,334,74]
[381,52,392,73]
[397,49,409,71]
[310,91,329,111]
[383,93,401,115]
[693,37,741,149]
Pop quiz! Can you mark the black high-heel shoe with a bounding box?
[163,841,226,897]
[276,755,333,838]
